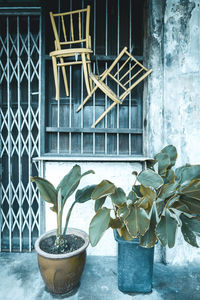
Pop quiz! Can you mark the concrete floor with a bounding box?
[0,253,199,300]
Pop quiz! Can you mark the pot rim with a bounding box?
[35,227,89,259]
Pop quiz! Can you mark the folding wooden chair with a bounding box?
[49,5,93,100]
[76,47,152,128]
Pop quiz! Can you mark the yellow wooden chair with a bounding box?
[76,47,152,128]
[49,5,93,100]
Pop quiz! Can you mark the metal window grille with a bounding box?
[0,8,42,251]
[44,0,144,157]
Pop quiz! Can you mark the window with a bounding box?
[43,0,145,157]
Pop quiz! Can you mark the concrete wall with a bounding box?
[44,161,143,256]
[146,0,200,264]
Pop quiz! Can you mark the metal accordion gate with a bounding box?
[0,8,42,251]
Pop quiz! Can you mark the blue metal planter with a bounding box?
[114,230,155,293]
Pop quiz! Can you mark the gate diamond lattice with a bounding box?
[0,11,42,251]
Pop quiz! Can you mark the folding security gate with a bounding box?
[0,8,42,251]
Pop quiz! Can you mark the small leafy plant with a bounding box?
[31,164,95,252]
[89,145,200,248]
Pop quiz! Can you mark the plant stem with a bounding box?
[63,201,76,236]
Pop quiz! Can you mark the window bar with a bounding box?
[17,16,22,251]
[28,15,33,251]
[57,0,61,154]
[81,0,84,155]
[105,0,108,155]
[38,14,42,236]
[116,0,120,156]
[7,16,12,251]
[69,65,72,154]
[129,0,132,155]
[92,0,96,155]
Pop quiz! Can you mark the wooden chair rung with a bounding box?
[119,62,137,83]
[124,68,143,87]
[108,73,127,91]
[113,57,131,78]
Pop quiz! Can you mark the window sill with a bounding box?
[33,154,153,162]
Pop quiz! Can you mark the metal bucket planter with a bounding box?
[114,230,155,293]
[35,228,89,294]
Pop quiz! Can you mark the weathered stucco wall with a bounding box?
[146,0,200,264]
[44,161,143,256]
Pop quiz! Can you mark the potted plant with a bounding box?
[89,145,200,293]
[31,164,96,295]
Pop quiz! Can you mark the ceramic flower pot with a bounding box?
[114,230,155,293]
[35,228,89,294]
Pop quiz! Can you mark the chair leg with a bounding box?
[86,53,93,90]
[52,56,59,100]
[81,53,91,95]
[60,57,69,97]
[76,84,98,113]
[91,102,117,128]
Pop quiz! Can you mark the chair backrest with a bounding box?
[101,47,152,102]
[49,5,91,51]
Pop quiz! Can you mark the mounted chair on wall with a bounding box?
[76,47,152,128]
[49,5,93,100]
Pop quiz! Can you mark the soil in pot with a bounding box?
[40,234,85,254]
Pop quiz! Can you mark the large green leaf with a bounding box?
[164,169,176,184]
[156,209,178,248]
[137,169,164,189]
[154,152,171,177]
[109,217,122,229]
[180,214,199,247]
[140,203,158,248]
[30,176,57,205]
[57,165,94,205]
[159,183,179,200]
[119,226,133,241]
[179,179,200,201]
[127,190,138,203]
[175,165,200,186]
[125,205,150,238]
[132,185,142,197]
[137,185,156,212]
[94,197,106,212]
[89,207,110,246]
[118,204,131,221]
[178,195,200,214]
[91,180,116,200]
[75,185,96,203]
[111,187,127,207]
[161,145,177,167]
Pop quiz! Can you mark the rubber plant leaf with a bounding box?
[127,190,138,203]
[159,182,179,200]
[179,179,200,201]
[94,196,106,212]
[137,169,164,189]
[119,226,133,241]
[75,185,96,203]
[137,185,156,213]
[111,187,127,207]
[175,165,200,186]
[164,169,176,184]
[154,152,171,177]
[156,209,178,248]
[30,176,57,206]
[91,180,116,200]
[178,195,200,214]
[161,144,177,167]
[109,217,123,229]
[118,203,131,222]
[140,203,158,248]
[89,207,110,246]
[125,205,150,238]
[180,214,199,248]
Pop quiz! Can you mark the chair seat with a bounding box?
[50,48,93,57]
[90,73,122,104]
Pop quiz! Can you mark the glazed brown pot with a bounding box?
[35,228,89,294]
